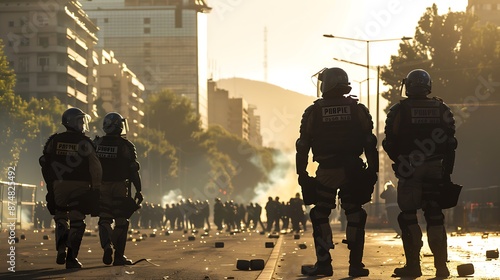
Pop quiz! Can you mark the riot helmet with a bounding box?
[314,67,352,97]
[61,107,90,133]
[103,112,128,135]
[404,69,432,96]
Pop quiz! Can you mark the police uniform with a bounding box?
[94,133,142,266]
[296,67,378,277]
[40,108,102,269]
[383,69,457,278]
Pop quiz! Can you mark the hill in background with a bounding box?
[216,78,316,150]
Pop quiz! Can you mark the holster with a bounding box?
[423,179,463,209]
[112,197,141,218]
[340,160,377,205]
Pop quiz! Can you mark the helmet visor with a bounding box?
[75,114,91,133]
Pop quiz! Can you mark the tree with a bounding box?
[141,90,237,200]
[201,125,277,201]
[381,4,500,188]
[0,39,38,177]
[0,39,15,94]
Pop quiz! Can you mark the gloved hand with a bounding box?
[46,191,56,215]
[134,191,143,205]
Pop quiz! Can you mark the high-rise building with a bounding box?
[248,104,262,147]
[0,0,99,112]
[81,0,211,128]
[467,0,500,25]
[96,49,145,137]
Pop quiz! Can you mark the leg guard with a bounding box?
[98,217,114,249]
[343,205,367,268]
[112,218,130,258]
[67,219,86,260]
[54,218,69,264]
[310,206,333,265]
[397,211,423,266]
[423,204,448,273]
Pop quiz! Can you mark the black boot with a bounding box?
[304,262,333,276]
[65,248,82,269]
[102,245,113,265]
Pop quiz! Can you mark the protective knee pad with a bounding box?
[310,206,331,226]
[344,207,367,249]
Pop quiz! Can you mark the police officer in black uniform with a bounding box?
[383,69,457,278]
[94,112,143,266]
[296,67,378,277]
[40,107,102,269]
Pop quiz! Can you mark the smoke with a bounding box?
[162,188,184,206]
[251,150,299,206]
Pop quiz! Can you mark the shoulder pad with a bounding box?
[388,102,401,113]
[43,133,58,152]
[432,96,444,102]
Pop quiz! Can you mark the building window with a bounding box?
[144,27,151,34]
[18,57,29,72]
[18,75,29,84]
[37,73,49,86]
[144,18,151,24]
[8,21,14,27]
[39,36,49,47]
[38,56,49,68]
[104,18,109,23]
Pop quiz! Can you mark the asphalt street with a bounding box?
[1,222,499,280]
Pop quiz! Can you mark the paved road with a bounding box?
[1,223,499,279]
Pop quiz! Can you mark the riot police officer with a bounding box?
[94,112,143,266]
[296,67,378,277]
[383,69,457,278]
[39,107,102,269]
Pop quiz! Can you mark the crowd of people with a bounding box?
[33,194,310,234]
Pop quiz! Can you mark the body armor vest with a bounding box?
[48,132,92,181]
[95,135,132,181]
[311,97,363,162]
[397,98,448,157]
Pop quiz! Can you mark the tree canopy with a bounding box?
[381,4,500,188]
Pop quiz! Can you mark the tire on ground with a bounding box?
[250,259,265,270]
[236,259,250,270]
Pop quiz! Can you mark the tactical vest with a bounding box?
[311,97,363,162]
[397,98,448,157]
[94,135,132,181]
[48,132,92,181]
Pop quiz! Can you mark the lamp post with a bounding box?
[353,78,369,103]
[323,35,412,110]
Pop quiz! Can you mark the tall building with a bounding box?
[248,104,262,147]
[228,97,249,141]
[207,79,229,128]
[467,0,500,25]
[81,0,211,128]
[0,0,99,112]
[208,79,261,142]
[96,49,145,137]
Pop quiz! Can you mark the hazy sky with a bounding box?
[207,0,468,101]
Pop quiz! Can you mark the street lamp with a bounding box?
[353,78,369,103]
[323,35,412,110]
